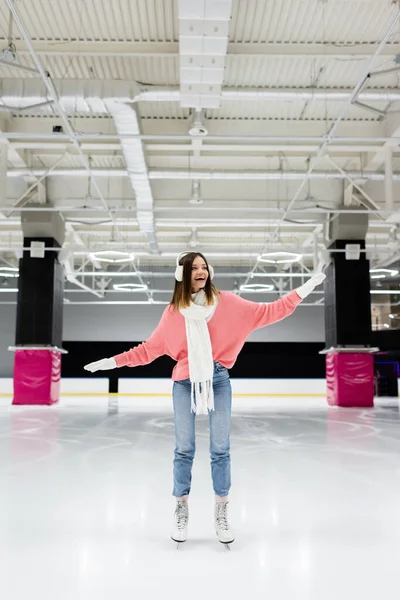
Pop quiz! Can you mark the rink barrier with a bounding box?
[0,377,331,398]
[1,378,400,398]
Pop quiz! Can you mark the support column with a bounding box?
[11,208,66,405]
[322,210,375,407]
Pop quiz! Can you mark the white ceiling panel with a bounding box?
[230,0,399,45]
[0,0,179,43]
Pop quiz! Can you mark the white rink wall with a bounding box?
[1,378,398,410]
[0,378,327,397]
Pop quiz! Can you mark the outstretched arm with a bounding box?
[235,272,326,332]
[244,290,303,331]
[84,307,169,372]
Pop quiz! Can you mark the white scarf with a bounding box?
[179,290,217,415]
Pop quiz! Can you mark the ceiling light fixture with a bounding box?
[189,179,203,204]
[113,283,148,292]
[240,284,275,292]
[188,109,208,137]
[370,268,398,279]
[258,252,303,264]
[188,227,199,248]
[0,267,19,277]
[89,251,135,264]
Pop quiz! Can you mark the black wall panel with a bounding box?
[15,238,64,347]
[61,341,327,379]
[324,240,372,347]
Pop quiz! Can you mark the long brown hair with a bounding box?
[170,252,220,310]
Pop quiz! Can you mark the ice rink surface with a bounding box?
[0,395,400,600]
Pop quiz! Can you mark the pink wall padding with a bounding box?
[13,350,61,405]
[326,352,374,408]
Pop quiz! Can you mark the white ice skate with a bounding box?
[215,502,235,545]
[171,501,189,544]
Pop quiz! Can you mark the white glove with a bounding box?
[84,357,117,373]
[296,272,326,299]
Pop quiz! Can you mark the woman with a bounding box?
[84,251,325,545]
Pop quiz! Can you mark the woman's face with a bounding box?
[191,255,209,293]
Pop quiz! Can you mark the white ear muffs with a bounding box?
[174,252,214,282]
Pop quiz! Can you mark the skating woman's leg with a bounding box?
[209,364,232,498]
[172,378,196,498]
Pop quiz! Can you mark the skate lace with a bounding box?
[216,503,229,531]
[176,502,188,531]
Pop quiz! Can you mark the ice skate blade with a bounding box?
[219,540,233,550]
[216,533,235,547]
[171,536,186,548]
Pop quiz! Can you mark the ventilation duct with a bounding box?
[105,100,159,254]
[178,0,233,109]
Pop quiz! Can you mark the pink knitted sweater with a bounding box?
[114,290,303,381]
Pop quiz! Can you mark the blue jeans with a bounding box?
[172,362,232,498]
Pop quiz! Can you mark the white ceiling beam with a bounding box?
[4,40,400,59]
[1,217,392,231]
[8,141,388,154]
[2,79,400,112]
[6,168,400,181]
[1,112,385,140]
[2,204,397,217]
[227,42,400,58]
[145,143,385,154]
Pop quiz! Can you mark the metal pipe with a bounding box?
[7,142,388,153]
[1,205,399,216]
[351,100,387,118]
[368,66,400,78]
[3,132,400,143]
[0,100,54,112]
[0,246,390,255]
[4,80,400,103]
[6,168,400,181]
[221,89,400,102]
[0,57,39,74]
